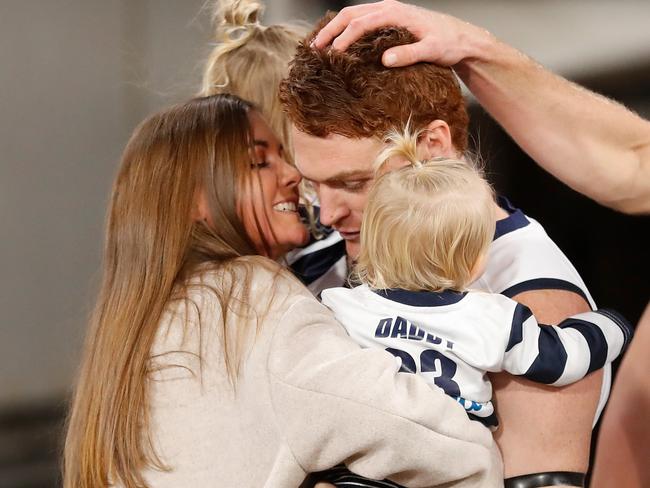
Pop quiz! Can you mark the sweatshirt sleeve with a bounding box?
[502,304,633,386]
[266,296,503,488]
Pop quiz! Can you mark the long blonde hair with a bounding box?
[200,0,321,234]
[63,94,285,488]
[356,127,496,292]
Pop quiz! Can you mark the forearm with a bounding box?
[492,289,600,478]
[502,306,631,386]
[455,35,650,213]
[590,303,650,487]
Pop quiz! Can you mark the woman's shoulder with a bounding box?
[193,256,313,303]
[151,257,319,373]
[159,257,316,340]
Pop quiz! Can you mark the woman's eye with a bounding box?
[251,161,270,169]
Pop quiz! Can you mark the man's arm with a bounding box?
[590,303,650,488]
[455,41,650,215]
[491,289,602,479]
[313,0,650,214]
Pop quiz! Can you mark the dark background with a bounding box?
[470,63,650,486]
[470,62,650,325]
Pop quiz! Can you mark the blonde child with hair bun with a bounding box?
[201,0,307,155]
[321,127,633,430]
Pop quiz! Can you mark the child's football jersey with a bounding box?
[321,285,631,428]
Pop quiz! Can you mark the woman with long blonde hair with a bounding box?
[62,93,501,487]
[200,0,327,238]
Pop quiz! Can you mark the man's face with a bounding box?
[292,127,385,258]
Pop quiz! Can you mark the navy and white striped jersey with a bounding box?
[288,196,614,422]
[287,226,346,297]
[289,198,595,303]
[299,197,621,488]
[472,197,596,308]
[286,228,347,294]
[321,285,632,429]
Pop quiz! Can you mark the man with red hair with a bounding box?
[281,7,611,488]
[302,2,650,487]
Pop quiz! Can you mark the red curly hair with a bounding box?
[279,13,469,152]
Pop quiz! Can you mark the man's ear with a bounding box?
[418,120,456,159]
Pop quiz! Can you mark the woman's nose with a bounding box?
[281,158,302,187]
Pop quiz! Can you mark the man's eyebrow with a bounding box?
[253,139,269,148]
[323,170,374,183]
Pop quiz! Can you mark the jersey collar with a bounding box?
[494,196,530,241]
[373,288,467,307]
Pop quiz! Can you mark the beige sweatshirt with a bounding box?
[137,263,503,487]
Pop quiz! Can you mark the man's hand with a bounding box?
[315,1,650,213]
[311,0,492,68]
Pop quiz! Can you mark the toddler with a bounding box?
[321,128,632,429]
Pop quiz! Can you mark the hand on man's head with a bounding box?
[311,0,493,68]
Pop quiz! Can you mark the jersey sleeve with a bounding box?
[267,296,503,487]
[476,202,597,310]
[287,230,347,296]
[502,304,633,386]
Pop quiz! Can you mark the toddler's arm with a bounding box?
[501,304,632,386]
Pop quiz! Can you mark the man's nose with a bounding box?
[318,187,349,227]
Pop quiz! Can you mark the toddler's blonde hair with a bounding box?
[356,127,496,292]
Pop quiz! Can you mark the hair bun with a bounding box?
[216,0,264,40]
[202,0,275,94]
[206,0,267,79]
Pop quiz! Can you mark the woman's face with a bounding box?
[239,111,309,259]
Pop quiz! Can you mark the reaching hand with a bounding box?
[311,0,492,68]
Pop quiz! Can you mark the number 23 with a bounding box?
[386,347,461,398]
